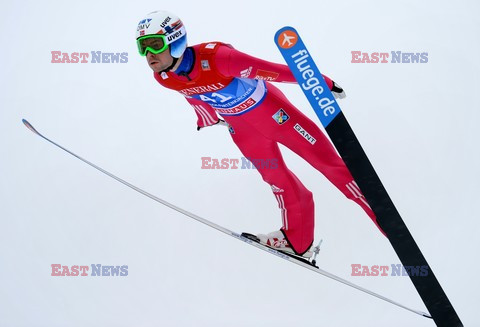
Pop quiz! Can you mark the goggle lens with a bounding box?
[137,35,168,56]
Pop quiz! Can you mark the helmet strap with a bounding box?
[159,46,180,73]
[160,57,178,73]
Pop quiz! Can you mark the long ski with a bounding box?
[22,119,431,319]
[274,26,462,327]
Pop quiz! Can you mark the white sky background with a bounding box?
[1,0,479,326]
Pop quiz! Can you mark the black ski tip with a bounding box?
[22,119,40,135]
[423,313,433,319]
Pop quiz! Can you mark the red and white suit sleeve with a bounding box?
[214,46,334,90]
[184,96,221,128]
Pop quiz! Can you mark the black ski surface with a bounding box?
[275,26,462,326]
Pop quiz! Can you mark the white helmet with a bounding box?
[136,10,187,58]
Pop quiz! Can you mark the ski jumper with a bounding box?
[154,42,384,255]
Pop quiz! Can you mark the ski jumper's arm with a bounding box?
[183,96,222,130]
[214,46,334,90]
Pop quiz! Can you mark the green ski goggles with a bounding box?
[136,35,169,56]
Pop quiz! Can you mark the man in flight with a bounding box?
[136,10,384,258]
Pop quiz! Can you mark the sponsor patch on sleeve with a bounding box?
[255,69,280,81]
[205,43,217,49]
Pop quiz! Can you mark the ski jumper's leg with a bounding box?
[237,83,385,236]
[224,115,315,255]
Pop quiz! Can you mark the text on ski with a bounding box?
[291,50,336,118]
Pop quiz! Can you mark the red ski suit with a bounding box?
[154,42,383,255]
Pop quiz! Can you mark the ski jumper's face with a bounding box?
[146,50,174,73]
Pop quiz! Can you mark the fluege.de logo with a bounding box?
[51,51,128,63]
[351,51,428,63]
[51,264,128,276]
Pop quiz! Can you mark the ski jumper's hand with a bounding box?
[183,96,226,131]
[331,81,346,99]
[197,119,226,131]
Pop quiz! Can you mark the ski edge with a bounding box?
[22,120,432,319]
